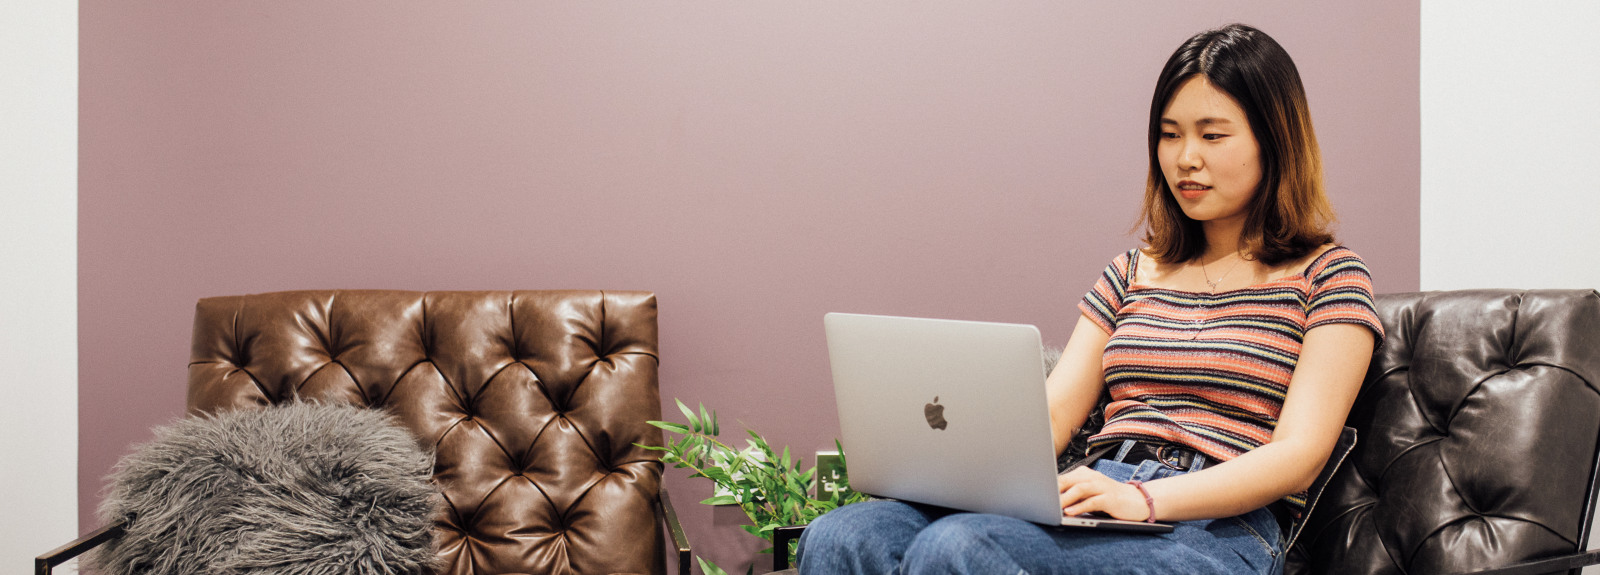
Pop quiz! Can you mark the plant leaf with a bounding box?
[700,495,738,506]
[701,467,733,484]
[649,421,692,435]
[697,556,729,575]
[677,399,699,432]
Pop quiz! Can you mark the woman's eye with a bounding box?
[1160,132,1179,139]
[1203,133,1228,141]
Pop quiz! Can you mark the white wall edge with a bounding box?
[1,0,80,573]
[1420,0,1600,292]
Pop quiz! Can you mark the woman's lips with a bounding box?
[1177,185,1210,200]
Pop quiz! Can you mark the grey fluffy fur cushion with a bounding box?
[91,402,441,575]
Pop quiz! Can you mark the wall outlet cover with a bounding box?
[815,450,853,499]
[711,444,766,503]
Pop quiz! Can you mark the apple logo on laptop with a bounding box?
[924,396,948,430]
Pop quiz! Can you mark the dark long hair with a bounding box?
[1137,24,1333,266]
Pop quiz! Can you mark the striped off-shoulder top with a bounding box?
[1076,245,1384,512]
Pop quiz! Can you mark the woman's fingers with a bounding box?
[1060,483,1096,509]
[1061,484,1100,511]
[1059,472,1147,520]
[1058,469,1111,510]
[1057,465,1107,490]
[1063,494,1109,517]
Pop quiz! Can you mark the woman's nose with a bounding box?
[1177,139,1202,170]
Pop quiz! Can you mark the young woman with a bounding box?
[796,24,1383,575]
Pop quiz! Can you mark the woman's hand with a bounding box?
[1058,467,1152,521]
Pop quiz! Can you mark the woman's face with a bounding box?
[1158,76,1263,226]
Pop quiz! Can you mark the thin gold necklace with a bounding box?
[1200,252,1246,293]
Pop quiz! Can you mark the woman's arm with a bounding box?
[1059,322,1375,521]
[1047,314,1113,456]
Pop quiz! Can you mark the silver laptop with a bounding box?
[823,312,1173,533]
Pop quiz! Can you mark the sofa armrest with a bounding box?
[35,520,126,575]
[772,525,807,571]
[1449,549,1600,575]
[657,486,691,574]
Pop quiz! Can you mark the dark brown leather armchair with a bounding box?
[1289,289,1600,575]
[39,290,689,575]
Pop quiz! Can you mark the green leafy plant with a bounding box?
[639,399,869,573]
[696,556,730,575]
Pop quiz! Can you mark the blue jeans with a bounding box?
[795,456,1284,574]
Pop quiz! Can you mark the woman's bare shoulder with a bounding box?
[1133,247,1177,285]
[1289,243,1341,276]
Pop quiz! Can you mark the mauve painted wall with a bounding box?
[80,2,1418,572]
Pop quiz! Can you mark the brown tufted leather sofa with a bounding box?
[39,290,689,575]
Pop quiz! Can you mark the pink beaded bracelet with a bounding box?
[1127,480,1156,523]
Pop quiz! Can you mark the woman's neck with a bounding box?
[1200,218,1247,262]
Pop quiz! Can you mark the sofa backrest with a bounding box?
[187,290,665,575]
[1288,290,1600,574]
